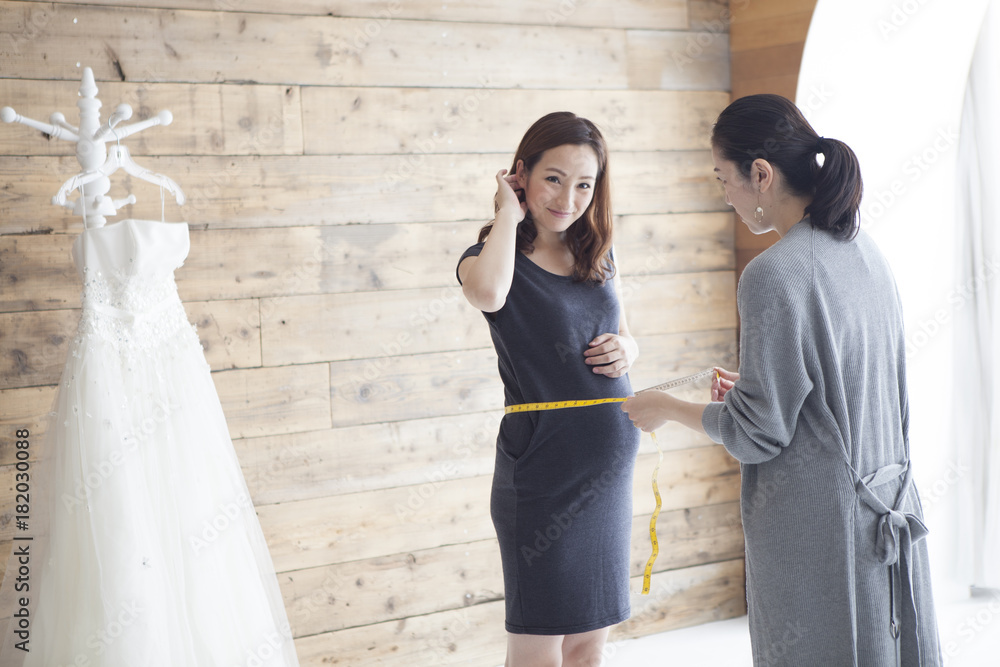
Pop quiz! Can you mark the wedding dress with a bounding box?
[0,219,299,666]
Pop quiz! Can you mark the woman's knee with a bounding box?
[562,643,605,667]
[561,628,610,667]
[507,632,563,667]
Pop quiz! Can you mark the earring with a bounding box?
[755,192,764,223]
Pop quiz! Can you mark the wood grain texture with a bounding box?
[614,212,735,277]
[292,597,506,666]
[729,10,813,52]
[731,73,799,101]
[14,0,690,29]
[613,557,746,639]
[627,29,731,91]
[728,0,819,289]
[0,232,78,312]
[631,445,740,516]
[256,474,496,573]
[260,286,488,366]
[0,386,57,458]
[0,4,630,89]
[0,307,77,390]
[283,539,504,637]
[330,348,502,427]
[628,501,744,576]
[255,443,737,573]
[0,79,302,156]
[211,363,331,439]
[234,412,503,505]
[0,152,726,233]
[180,223,472,299]
[263,271,733,369]
[729,42,805,84]
[291,558,745,665]
[0,502,744,632]
[302,88,729,154]
[689,0,732,30]
[622,271,737,337]
[628,329,737,395]
[0,213,733,312]
[728,0,815,24]
[0,467,23,542]
[280,500,743,637]
[182,299,262,370]
[240,328,735,504]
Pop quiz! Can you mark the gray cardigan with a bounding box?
[702,220,941,666]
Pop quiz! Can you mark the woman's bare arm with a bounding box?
[458,169,526,312]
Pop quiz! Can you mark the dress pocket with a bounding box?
[497,411,537,462]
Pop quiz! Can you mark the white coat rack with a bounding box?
[1,66,185,228]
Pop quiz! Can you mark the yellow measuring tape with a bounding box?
[503,368,717,595]
[504,397,628,414]
[644,432,663,595]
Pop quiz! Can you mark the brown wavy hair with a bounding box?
[477,111,615,283]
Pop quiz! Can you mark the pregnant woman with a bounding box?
[457,111,641,667]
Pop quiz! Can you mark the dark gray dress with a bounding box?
[458,243,641,635]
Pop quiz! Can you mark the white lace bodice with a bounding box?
[70,219,198,354]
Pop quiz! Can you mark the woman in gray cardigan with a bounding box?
[623,94,941,666]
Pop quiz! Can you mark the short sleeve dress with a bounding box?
[457,243,641,635]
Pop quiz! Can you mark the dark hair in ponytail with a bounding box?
[711,94,863,240]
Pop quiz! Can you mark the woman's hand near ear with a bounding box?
[494,168,527,220]
[458,169,525,313]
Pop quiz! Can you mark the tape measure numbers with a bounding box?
[643,432,663,595]
[502,368,717,416]
[636,367,716,395]
[504,397,627,415]
[503,367,718,596]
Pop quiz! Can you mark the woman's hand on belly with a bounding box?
[583,333,638,378]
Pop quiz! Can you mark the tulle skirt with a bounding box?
[0,311,298,666]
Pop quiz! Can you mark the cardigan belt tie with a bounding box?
[850,461,929,666]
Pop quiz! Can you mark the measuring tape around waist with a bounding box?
[502,367,716,416]
[502,367,718,596]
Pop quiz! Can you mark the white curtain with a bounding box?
[953,0,1000,591]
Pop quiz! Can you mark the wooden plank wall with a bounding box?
[0,1,744,663]
[729,0,819,275]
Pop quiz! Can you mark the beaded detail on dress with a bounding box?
[70,218,202,361]
[77,263,196,354]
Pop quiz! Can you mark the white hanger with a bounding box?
[3,67,185,227]
[53,143,185,207]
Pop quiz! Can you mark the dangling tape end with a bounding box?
[641,431,663,596]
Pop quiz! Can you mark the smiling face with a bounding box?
[516,143,599,239]
[712,144,770,235]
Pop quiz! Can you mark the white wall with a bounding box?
[797,0,990,594]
